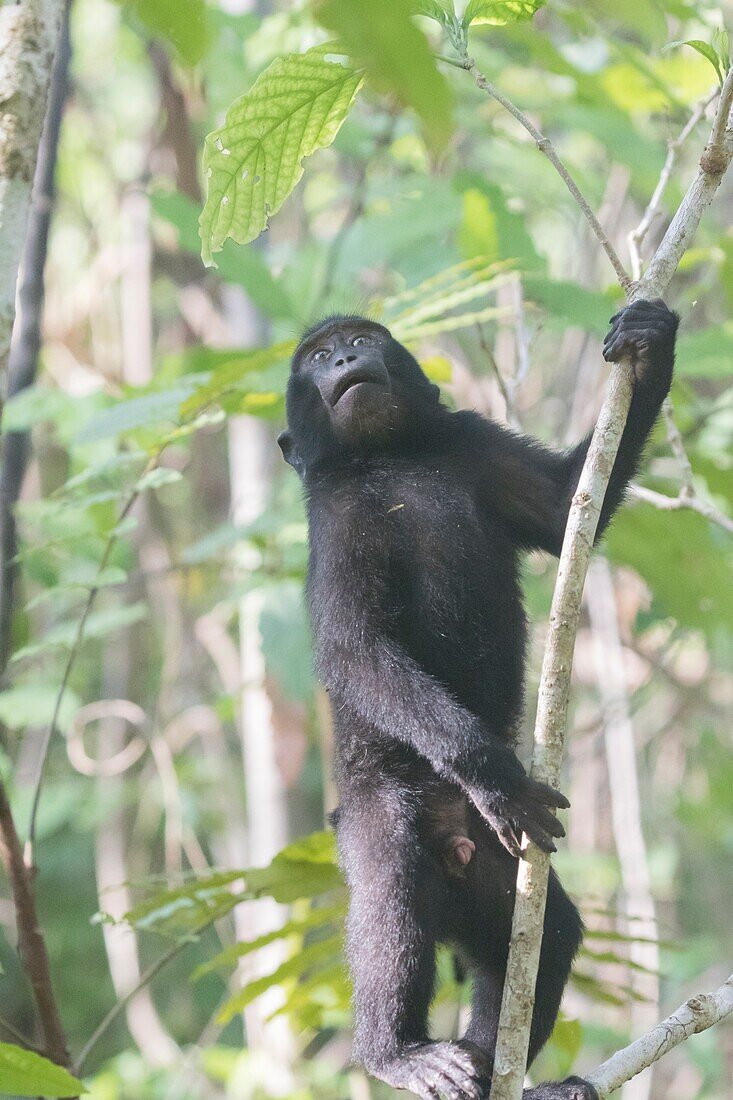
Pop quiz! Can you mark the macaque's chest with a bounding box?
[372,463,519,635]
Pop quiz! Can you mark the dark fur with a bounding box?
[279,301,678,1099]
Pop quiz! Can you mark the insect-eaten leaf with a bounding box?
[410,0,456,27]
[199,48,363,266]
[316,0,453,153]
[463,0,546,27]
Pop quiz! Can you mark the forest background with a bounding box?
[1,1,733,1098]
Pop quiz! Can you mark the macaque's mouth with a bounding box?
[331,370,386,406]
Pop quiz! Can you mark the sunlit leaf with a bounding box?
[606,505,733,638]
[664,38,724,84]
[193,904,344,980]
[676,325,733,377]
[77,385,197,443]
[136,467,183,492]
[199,49,363,265]
[118,0,209,64]
[410,0,456,25]
[315,0,453,152]
[11,604,148,663]
[463,0,545,27]
[151,190,293,318]
[0,1043,86,1097]
[116,832,343,938]
[0,685,81,732]
[217,935,343,1023]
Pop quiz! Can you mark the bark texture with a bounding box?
[0,0,64,394]
[488,67,733,1100]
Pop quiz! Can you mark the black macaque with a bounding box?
[278,299,678,1100]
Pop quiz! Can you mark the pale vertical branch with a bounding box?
[223,283,295,1087]
[586,559,659,1100]
[483,62,733,1100]
[628,89,719,280]
[0,0,71,673]
[0,0,65,400]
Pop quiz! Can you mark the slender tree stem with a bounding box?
[484,61,733,1100]
[0,1009,42,1052]
[586,974,733,1097]
[628,483,733,534]
[628,88,719,278]
[73,936,188,1074]
[459,54,633,292]
[0,778,70,1067]
[26,454,158,859]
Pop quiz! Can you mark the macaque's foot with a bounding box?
[440,834,476,876]
[525,1075,599,1100]
[372,1040,492,1100]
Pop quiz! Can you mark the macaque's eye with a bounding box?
[312,347,330,364]
[352,334,374,347]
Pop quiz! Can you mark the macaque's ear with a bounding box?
[277,430,305,477]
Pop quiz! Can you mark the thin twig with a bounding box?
[0,1009,42,1052]
[586,973,733,1097]
[26,453,159,859]
[459,54,633,292]
[628,484,733,534]
[73,935,189,1074]
[661,400,696,497]
[628,89,719,278]
[485,60,733,1100]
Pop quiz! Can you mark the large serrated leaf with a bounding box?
[410,0,455,22]
[316,0,453,152]
[463,0,545,27]
[0,1042,86,1097]
[199,49,363,265]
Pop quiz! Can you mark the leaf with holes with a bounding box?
[463,0,545,27]
[316,0,453,152]
[410,0,455,23]
[199,49,363,266]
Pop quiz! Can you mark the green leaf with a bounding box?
[463,0,545,27]
[199,49,363,265]
[118,0,209,65]
[315,0,453,152]
[193,904,344,980]
[0,1042,86,1097]
[606,505,733,638]
[179,342,294,418]
[77,385,197,443]
[136,467,183,492]
[524,275,614,336]
[664,39,724,84]
[410,0,456,26]
[0,685,81,732]
[712,28,731,73]
[151,190,293,319]
[676,325,733,378]
[12,604,148,663]
[217,935,343,1024]
[118,832,342,938]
